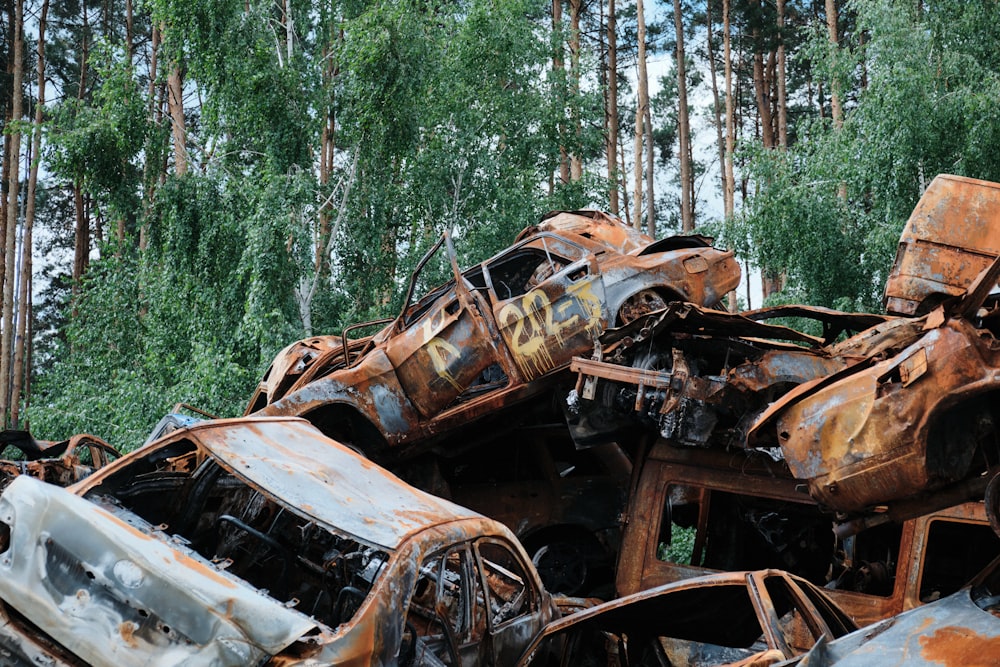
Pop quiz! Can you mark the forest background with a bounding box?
[0,0,998,447]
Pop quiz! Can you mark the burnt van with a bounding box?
[616,440,999,627]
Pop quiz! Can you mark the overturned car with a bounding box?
[246,210,739,462]
[0,417,558,666]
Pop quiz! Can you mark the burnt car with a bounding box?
[565,301,895,450]
[245,210,740,461]
[0,430,120,490]
[516,569,858,667]
[0,417,558,666]
[775,556,1000,667]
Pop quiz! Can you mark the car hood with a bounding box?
[789,585,1000,666]
[0,475,318,667]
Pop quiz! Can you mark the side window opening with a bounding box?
[655,483,905,596]
[476,541,533,628]
[405,545,486,666]
[919,518,1000,602]
[487,248,571,301]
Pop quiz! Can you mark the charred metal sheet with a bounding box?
[885,174,1000,316]
[249,211,739,462]
[184,418,483,548]
[768,315,1000,514]
[786,558,1000,666]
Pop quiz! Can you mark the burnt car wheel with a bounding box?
[618,289,668,325]
[531,540,589,596]
[987,471,1000,538]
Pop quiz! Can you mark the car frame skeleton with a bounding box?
[246,210,739,462]
[0,418,558,666]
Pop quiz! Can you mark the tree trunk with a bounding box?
[553,0,569,184]
[722,0,735,218]
[751,27,775,148]
[644,105,655,236]
[776,0,788,148]
[605,0,619,215]
[78,2,89,100]
[825,0,843,129]
[72,186,89,283]
[12,0,46,428]
[1,0,25,426]
[632,0,649,230]
[673,0,693,232]
[706,0,726,203]
[125,0,133,64]
[167,48,188,175]
[569,0,583,181]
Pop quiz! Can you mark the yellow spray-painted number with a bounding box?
[498,280,603,379]
[416,301,468,392]
[426,337,464,392]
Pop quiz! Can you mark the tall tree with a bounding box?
[605,0,619,215]
[723,0,736,218]
[825,0,844,128]
[673,0,693,232]
[1,0,24,426]
[632,0,650,230]
[12,0,48,427]
[776,0,788,148]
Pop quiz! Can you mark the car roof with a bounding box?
[119,417,485,550]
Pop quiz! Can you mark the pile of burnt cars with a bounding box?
[243,209,739,595]
[0,176,999,665]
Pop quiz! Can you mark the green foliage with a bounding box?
[46,43,148,223]
[657,525,696,564]
[728,0,1000,311]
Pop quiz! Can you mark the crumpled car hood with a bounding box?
[0,476,318,667]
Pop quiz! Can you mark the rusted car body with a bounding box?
[0,430,120,491]
[775,557,1000,666]
[746,175,1000,531]
[0,417,558,666]
[615,441,999,628]
[246,210,739,461]
[884,174,1000,316]
[516,569,857,667]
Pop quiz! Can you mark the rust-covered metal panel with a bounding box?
[787,558,1000,666]
[885,174,1000,316]
[770,315,1000,514]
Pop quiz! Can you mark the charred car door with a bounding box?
[487,235,607,382]
[385,241,507,419]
